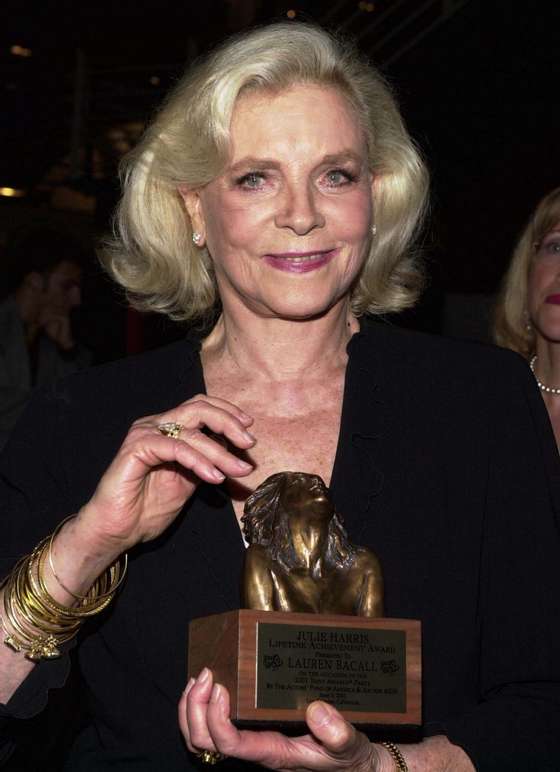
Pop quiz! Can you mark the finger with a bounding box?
[179,430,254,478]
[178,678,196,748]
[156,400,256,450]
[205,683,241,755]
[181,394,254,427]
[118,432,228,484]
[133,425,253,480]
[186,668,218,752]
[306,701,372,763]
[206,684,306,767]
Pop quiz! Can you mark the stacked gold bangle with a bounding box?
[380,741,408,771]
[0,520,127,662]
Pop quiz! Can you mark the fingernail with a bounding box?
[212,469,226,482]
[308,701,331,726]
[237,459,253,471]
[210,683,221,703]
[184,677,195,695]
[243,431,256,443]
[198,667,210,684]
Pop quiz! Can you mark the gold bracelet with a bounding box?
[4,555,78,658]
[48,516,128,602]
[0,607,24,654]
[380,741,408,772]
[36,543,118,618]
[0,529,128,661]
[2,569,66,659]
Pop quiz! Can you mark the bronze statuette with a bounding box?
[242,471,383,617]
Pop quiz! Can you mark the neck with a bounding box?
[289,517,329,574]
[202,300,359,382]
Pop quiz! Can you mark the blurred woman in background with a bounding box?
[494,187,560,445]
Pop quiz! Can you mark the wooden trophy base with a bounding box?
[188,609,421,728]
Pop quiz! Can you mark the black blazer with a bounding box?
[1,318,560,770]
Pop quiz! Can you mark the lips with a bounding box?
[262,248,338,274]
[545,294,560,305]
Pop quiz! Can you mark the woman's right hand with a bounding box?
[71,394,255,562]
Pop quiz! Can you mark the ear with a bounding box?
[177,185,206,246]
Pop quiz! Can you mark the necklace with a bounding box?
[529,355,560,395]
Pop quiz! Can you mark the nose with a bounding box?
[275,181,325,235]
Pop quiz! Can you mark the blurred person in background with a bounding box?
[0,226,91,448]
[494,187,560,446]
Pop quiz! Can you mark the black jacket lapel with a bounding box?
[330,321,385,542]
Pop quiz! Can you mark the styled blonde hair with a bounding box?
[494,187,560,358]
[103,22,429,322]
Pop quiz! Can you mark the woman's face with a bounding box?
[282,474,332,520]
[527,222,560,343]
[182,84,374,321]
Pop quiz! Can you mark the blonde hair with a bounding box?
[494,187,560,357]
[103,22,429,322]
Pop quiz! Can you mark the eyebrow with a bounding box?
[228,150,366,174]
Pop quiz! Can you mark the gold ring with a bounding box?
[196,750,226,764]
[157,422,183,439]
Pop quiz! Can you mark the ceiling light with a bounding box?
[0,187,26,198]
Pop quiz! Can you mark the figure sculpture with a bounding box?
[242,472,383,617]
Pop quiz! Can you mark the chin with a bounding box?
[538,330,560,346]
[256,288,349,321]
[536,314,560,344]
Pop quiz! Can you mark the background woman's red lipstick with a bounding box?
[545,294,560,304]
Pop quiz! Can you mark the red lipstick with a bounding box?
[545,294,560,305]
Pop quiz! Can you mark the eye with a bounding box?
[539,239,560,256]
[235,171,267,190]
[323,168,357,187]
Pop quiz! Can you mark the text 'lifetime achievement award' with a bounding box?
[188,472,421,728]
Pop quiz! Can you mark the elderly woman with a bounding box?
[1,22,560,772]
[494,187,560,445]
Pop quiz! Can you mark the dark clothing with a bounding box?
[0,296,91,450]
[1,318,560,770]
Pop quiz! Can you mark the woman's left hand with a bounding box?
[179,668,381,771]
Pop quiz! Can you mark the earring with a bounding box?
[371,224,377,236]
[524,311,532,333]
[192,232,202,245]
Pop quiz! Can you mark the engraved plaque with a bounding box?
[188,610,421,726]
[256,622,406,713]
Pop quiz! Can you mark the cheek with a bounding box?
[325,192,372,240]
[529,263,549,293]
[527,269,540,313]
[528,263,556,313]
[206,199,272,253]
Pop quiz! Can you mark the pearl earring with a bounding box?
[192,232,202,245]
[371,224,377,236]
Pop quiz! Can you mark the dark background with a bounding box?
[1,0,558,348]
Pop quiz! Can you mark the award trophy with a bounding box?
[188,472,421,728]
